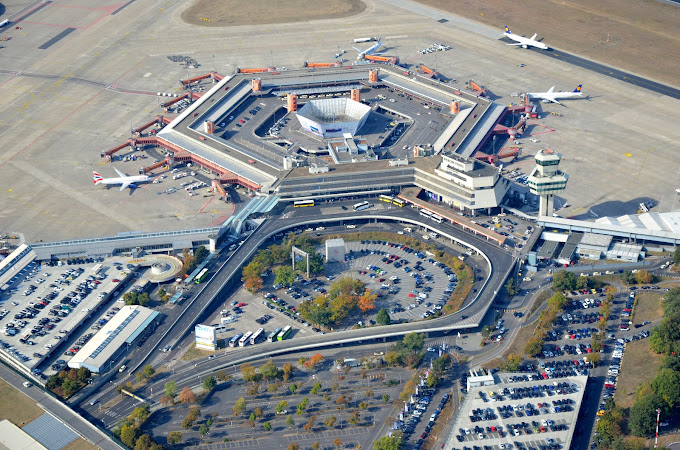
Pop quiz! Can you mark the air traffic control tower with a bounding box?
[527,149,568,217]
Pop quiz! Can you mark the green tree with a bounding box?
[524,337,544,357]
[374,435,404,450]
[359,401,368,410]
[263,421,272,431]
[349,411,360,425]
[129,404,151,426]
[310,382,322,395]
[194,245,209,264]
[286,415,295,428]
[260,360,280,380]
[325,416,337,427]
[134,434,152,450]
[203,375,217,392]
[376,308,391,326]
[198,423,210,438]
[481,325,494,339]
[651,368,680,408]
[505,278,519,296]
[167,431,182,445]
[120,425,138,448]
[402,332,425,353]
[674,247,680,265]
[276,400,288,413]
[275,266,297,287]
[232,397,246,416]
[289,383,297,395]
[164,380,177,401]
[249,412,257,421]
[552,270,577,291]
[629,393,668,437]
[382,393,390,403]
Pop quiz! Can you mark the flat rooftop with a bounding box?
[445,374,587,450]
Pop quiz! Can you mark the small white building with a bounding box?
[467,368,496,391]
[325,238,346,263]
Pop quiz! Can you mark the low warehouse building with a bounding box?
[68,305,159,373]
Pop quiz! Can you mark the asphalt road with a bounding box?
[78,201,517,425]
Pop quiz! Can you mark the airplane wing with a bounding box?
[544,97,561,104]
[113,167,126,178]
[352,46,362,52]
[506,43,524,46]
[119,182,131,191]
[547,86,555,94]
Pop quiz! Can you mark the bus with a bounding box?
[267,327,282,342]
[420,209,433,219]
[392,198,406,207]
[228,333,242,347]
[239,331,253,347]
[353,201,371,211]
[294,200,315,208]
[431,214,444,224]
[250,328,264,345]
[277,325,292,341]
[194,268,209,284]
[378,194,394,204]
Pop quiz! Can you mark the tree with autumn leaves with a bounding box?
[299,276,378,327]
[358,289,377,313]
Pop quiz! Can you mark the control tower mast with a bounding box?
[527,149,568,217]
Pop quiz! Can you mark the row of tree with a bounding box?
[384,332,425,369]
[297,276,376,327]
[46,367,91,398]
[115,404,164,449]
[524,291,569,357]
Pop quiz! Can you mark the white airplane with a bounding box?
[503,25,548,50]
[353,36,383,59]
[528,85,583,104]
[93,168,150,191]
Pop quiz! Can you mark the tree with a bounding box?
[167,431,182,445]
[287,444,300,450]
[336,394,348,409]
[325,416,337,427]
[552,270,577,291]
[481,325,493,339]
[333,438,343,448]
[259,360,279,380]
[275,266,297,287]
[120,425,138,448]
[629,393,668,437]
[286,415,295,428]
[282,362,293,381]
[313,442,320,450]
[249,411,257,421]
[129,404,151,426]
[240,363,258,382]
[198,423,210,438]
[289,384,297,395]
[296,397,309,415]
[263,421,272,431]
[203,375,217,392]
[505,278,519,296]
[134,434,152,450]
[304,354,324,370]
[349,411,360,425]
[233,397,246,416]
[359,401,369,410]
[365,389,374,398]
[358,289,377,313]
[635,269,653,284]
[178,386,197,404]
[382,393,390,403]
[142,364,155,381]
[311,382,322,395]
[651,368,680,408]
[374,435,404,450]
[402,332,425,353]
[500,353,523,372]
[674,247,680,265]
[376,308,391,326]
[194,245,209,264]
[524,337,544,357]
[164,380,177,401]
[276,400,288,413]
[303,415,316,432]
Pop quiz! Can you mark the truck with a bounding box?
[353,37,377,43]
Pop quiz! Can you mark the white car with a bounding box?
[346,225,356,229]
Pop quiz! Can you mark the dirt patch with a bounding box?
[414,0,680,86]
[181,0,366,27]
[62,438,99,450]
[614,338,663,409]
[632,292,663,324]
[0,379,45,426]
[181,342,216,361]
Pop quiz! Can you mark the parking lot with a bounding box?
[450,375,587,450]
[0,258,131,374]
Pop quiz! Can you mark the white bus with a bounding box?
[229,333,242,347]
[267,327,282,342]
[430,214,444,224]
[250,328,264,345]
[239,331,253,347]
[353,201,371,211]
[420,209,433,219]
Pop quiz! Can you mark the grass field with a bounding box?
[414,0,680,86]
[180,342,215,361]
[0,379,45,426]
[181,0,365,27]
[632,292,663,324]
[613,339,663,409]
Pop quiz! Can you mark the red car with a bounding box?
[237,302,246,307]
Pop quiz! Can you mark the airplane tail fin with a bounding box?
[504,25,511,34]
[573,84,583,93]
[93,171,103,184]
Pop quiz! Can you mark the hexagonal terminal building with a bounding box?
[528,148,569,217]
[296,97,370,138]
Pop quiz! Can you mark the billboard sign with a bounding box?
[195,324,216,351]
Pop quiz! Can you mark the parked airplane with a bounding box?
[503,25,548,50]
[93,168,150,191]
[528,85,583,104]
[353,37,383,59]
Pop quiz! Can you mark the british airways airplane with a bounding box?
[93,168,150,191]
